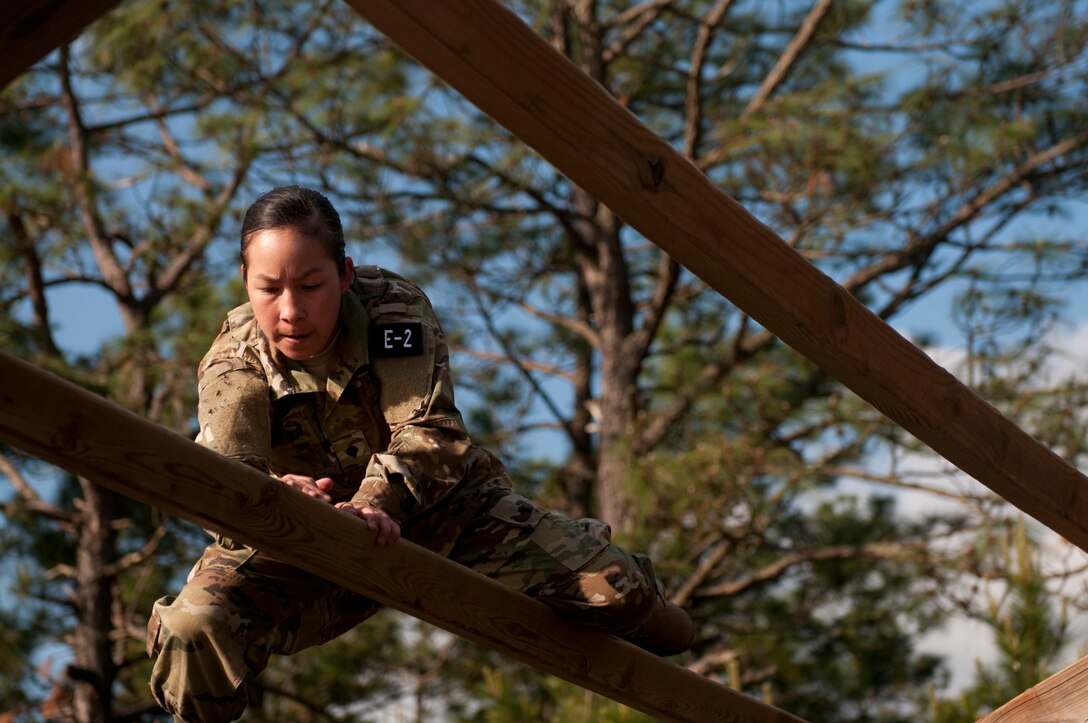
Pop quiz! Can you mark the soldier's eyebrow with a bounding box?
[252,267,327,282]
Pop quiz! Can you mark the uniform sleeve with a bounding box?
[195,356,273,475]
[350,291,473,522]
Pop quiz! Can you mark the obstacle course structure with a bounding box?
[3,1,1088,721]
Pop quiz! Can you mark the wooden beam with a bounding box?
[341,0,1088,552]
[0,350,804,723]
[0,0,126,90]
[976,654,1088,722]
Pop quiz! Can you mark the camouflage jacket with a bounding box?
[195,266,496,526]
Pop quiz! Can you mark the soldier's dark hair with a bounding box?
[240,185,347,272]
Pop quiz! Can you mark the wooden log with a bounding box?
[0,0,125,89]
[0,350,804,723]
[341,0,1088,553]
[976,654,1088,722]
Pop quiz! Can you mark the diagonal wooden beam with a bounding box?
[976,654,1088,722]
[0,350,804,723]
[0,0,125,90]
[341,0,1088,553]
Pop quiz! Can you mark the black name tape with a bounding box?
[370,322,424,357]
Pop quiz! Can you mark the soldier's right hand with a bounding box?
[274,474,333,503]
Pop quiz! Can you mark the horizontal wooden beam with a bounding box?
[0,0,125,90]
[342,0,1088,552]
[976,655,1088,722]
[0,350,804,723]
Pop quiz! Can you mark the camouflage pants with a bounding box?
[147,490,660,722]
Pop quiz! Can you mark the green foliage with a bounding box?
[0,521,52,714]
[474,667,654,723]
[3,0,1088,721]
[248,612,414,722]
[929,519,1072,722]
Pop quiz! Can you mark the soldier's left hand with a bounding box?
[335,502,401,546]
[274,473,333,503]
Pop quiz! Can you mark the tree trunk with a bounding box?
[70,477,122,723]
[571,187,641,535]
[561,276,596,519]
[595,353,640,535]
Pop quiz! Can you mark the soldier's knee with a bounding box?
[613,554,659,626]
[148,596,250,722]
[573,549,659,633]
[152,597,233,652]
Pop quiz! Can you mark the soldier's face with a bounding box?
[242,227,354,361]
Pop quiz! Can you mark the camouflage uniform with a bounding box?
[147,266,661,722]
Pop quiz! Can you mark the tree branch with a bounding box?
[842,129,1088,292]
[740,0,833,121]
[148,93,211,192]
[603,0,673,65]
[0,451,73,526]
[458,272,575,444]
[696,541,928,598]
[633,326,777,456]
[148,157,251,307]
[672,537,735,607]
[822,465,999,505]
[624,251,680,378]
[7,209,62,357]
[517,296,599,347]
[683,0,736,157]
[57,45,134,321]
[453,345,577,383]
[102,526,167,579]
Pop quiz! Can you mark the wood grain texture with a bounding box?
[341,0,1088,552]
[977,655,1088,722]
[0,0,125,89]
[0,350,804,723]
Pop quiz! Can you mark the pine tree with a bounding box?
[3,1,1088,720]
[929,517,1071,722]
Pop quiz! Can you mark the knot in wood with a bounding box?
[639,157,666,191]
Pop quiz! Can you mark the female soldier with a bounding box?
[147,185,693,721]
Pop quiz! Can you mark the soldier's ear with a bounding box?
[339,257,355,292]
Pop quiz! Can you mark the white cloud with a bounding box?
[860,321,1088,695]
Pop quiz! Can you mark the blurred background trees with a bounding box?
[2,0,1088,720]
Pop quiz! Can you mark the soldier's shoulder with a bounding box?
[199,303,264,379]
[224,301,261,342]
[350,265,431,308]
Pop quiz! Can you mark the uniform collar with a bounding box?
[325,292,369,401]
